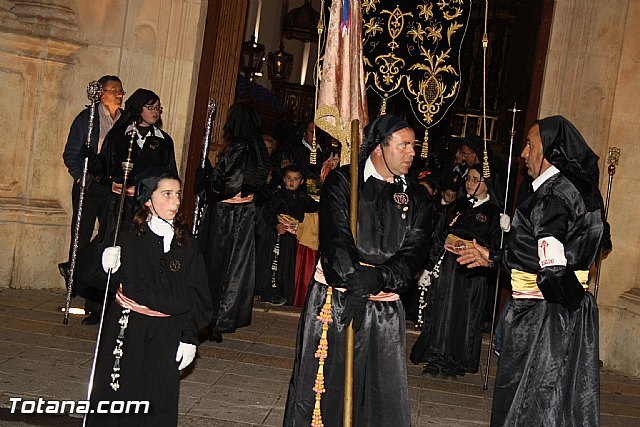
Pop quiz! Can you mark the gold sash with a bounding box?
[511,269,589,292]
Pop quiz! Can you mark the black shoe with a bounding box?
[208,331,223,343]
[439,367,459,378]
[266,296,287,306]
[422,364,439,376]
[81,311,100,325]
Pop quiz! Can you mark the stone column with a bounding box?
[0,0,84,288]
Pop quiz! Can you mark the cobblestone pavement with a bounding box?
[0,288,639,426]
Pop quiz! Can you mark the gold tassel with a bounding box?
[311,287,333,427]
[311,131,317,165]
[311,0,325,167]
[421,129,429,159]
[483,145,491,179]
[380,97,387,115]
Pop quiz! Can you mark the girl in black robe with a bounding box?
[87,168,212,427]
[93,88,178,244]
[411,164,501,376]
[196,103,270,343]
[78,89,178,323]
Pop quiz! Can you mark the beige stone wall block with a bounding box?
[600,305,640,377]
[0,58,28,197]
[73,0,127,46]
[0,221,17,287]
[0,196,67,290]
[11,223,67,290]
[29,63,76,200]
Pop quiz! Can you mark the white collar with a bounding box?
[470,193,490,208]
[148,215,174,253]
[125,124,164,139]
[301,137,312,152]
[532,165,560,192]
[363,157,407,190]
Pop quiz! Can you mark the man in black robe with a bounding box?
[284,115,433,426]
[458,116,604,426]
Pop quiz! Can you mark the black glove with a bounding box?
[79,144,96,161]
[345,266,384,295]
[538,267,585,311]
[195,157,214,195]
[341,289,368,332]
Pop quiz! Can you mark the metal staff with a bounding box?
[63,81,103,324]
[192,98,217,236]
[593,147,620,300]
[483,103,521,391]
[83,127,137,427]
[343,119,360,427]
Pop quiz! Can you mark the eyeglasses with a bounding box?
[103,89,126,95]
[461,150,474,158]
[144,105,163,112]
[465,176,483,184]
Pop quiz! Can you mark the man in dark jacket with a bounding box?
[60,75,124,325]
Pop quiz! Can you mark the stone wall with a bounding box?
[0,0,206,290]
[539,0,640,376]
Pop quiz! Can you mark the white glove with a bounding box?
[499,213,511,232]
[176,342,196,370]
[102,246,121,273]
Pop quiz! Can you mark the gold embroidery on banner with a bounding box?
[362,1,470,158]
[362,0,380,14]
[381,7,412,51]
[447,21,463,45]
[407,47,458,124]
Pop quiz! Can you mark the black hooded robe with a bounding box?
[198,104,270,334]
[490,116,603,426]
[410,196,501,375]
[283,164,433,427]
[86,225,211,427]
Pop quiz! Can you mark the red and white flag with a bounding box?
[315,0,368,166]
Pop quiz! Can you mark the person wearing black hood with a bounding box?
[461,135,508,204]
[283,115,433,426]
[196,103,270,343]
[456,116,605,426]
[78,88,177,324]
[410,163,502,377]
[86,168,211,427]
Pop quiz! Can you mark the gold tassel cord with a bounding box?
[311,287,333,427]
[380,97,387,115]
[421,129,429,159]
[481,0,490,179]
[311,0,326,166]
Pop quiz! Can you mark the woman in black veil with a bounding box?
[196,103,270,343]
[410,163,502,376]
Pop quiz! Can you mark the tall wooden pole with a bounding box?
[343,119,360,427]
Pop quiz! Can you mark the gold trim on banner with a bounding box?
[315,105,352,166]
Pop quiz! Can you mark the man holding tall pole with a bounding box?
[284,115,433,426]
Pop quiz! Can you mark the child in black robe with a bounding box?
[257,165,318,305]
[87,168,212,427]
